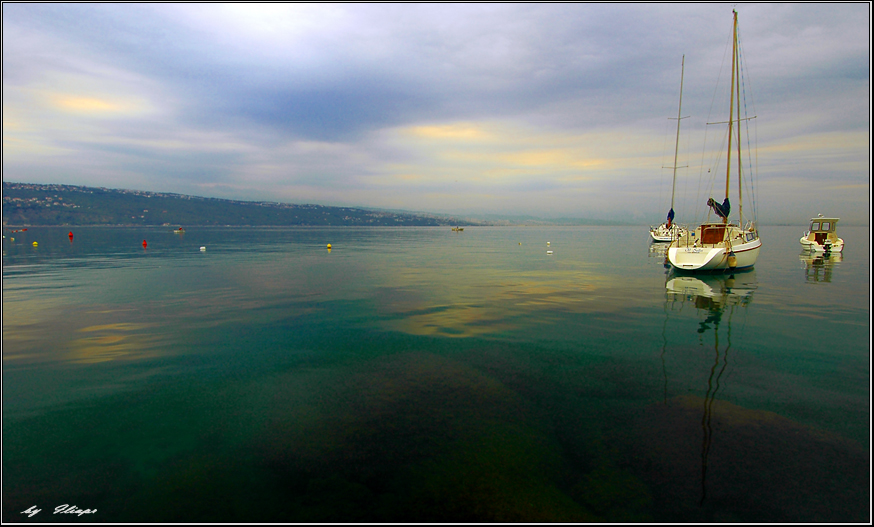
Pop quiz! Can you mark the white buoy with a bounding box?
[547,250,553,255]
[200,246,206,251]
[547,241,551,245]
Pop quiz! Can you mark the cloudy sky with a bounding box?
[3,3,870,224]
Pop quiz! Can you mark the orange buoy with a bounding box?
[142,240,147,248]
[68,232,74,241]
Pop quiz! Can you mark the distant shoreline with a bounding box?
[1,181,639,228]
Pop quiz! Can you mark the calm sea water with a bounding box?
[3,225,870,523]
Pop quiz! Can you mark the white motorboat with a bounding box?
[799,215,844,253]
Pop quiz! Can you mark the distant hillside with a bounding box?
[2,182,470,227]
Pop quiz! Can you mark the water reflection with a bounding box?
[663,271,756,505]
[648,241,668,261]
[799,251,842,283]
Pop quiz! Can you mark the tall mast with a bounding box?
[724,9,738,224]
[670,55,685,212]
[734,12,744,226]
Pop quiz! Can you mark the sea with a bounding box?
[2,225,870,523]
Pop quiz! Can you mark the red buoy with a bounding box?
[68,232,74,240]
[142,240,147,248]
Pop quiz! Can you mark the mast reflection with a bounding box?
[663,271,757,505]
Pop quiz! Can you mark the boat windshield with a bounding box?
[810,220,837,232]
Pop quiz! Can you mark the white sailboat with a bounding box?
[668,10,761,272]
[650,55,688,243]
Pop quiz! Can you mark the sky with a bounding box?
[3,3,870,225]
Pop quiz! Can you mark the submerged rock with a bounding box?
[618,395,869,523]
[257,351,596,522]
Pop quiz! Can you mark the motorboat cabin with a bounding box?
[800,216,843,253]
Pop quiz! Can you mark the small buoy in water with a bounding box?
[547,242,551,245]
[142,240,147,248]
[519,242,522,245]
[546,250,553,255]
[32,241,38,247]
[327,243,332,249]
[200,246,206,252]
[68,232,74,240]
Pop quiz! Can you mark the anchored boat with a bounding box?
[668,10,761,272]
[800,215,844,253]
[651,55,688,243]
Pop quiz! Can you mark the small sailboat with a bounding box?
[651,55,688,243]
[799,215,844,253]
[668,10,762,272]
[173,226,185,234]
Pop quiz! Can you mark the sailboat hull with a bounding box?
[650,223,685,242]
[668,236,761,272]
[800,237,843,252]
[668,223,761,272]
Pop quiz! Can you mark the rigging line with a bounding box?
[736,23,760,225]
[658,110,675,214]
[696,22,736,222]
[680,128,691,221]
[737,39,759,223]
[695,126,709,222]
[702,125,731,223]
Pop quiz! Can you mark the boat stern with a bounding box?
[667,246,725,271]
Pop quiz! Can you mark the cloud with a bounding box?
[2,3,870,224]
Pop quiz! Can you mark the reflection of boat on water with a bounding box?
[645,266,867,519]
[668,10,761,272]
[651,55,688,243]
[665,271,756,310]
[799,215,843,253]
[663,270,756,505]
[799,251,842,283]
[649,241,669,260]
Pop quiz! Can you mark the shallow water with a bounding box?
[3,225,869,522]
